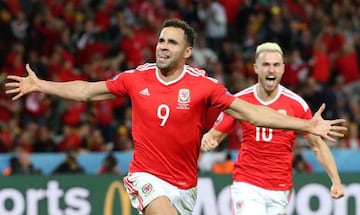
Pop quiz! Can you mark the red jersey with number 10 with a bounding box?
[106,63,235,189]
[214,84,312,190]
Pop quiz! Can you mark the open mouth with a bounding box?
[266,76,276,81]
[158,53,170,61]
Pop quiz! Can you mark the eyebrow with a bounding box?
[158,37,179,45]
[168,38,178,44]
[262,61,281,65]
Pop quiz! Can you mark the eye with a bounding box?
[168,39,178,45]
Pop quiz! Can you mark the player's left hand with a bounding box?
[310,103,347,142]
[330,183,344,199]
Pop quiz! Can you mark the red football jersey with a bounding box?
[214,84,312,190]
[106,63,235,189]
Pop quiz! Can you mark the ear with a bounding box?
[253,63,258,74]
[184,47,192,59]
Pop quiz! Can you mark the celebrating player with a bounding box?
[201,42,344,215]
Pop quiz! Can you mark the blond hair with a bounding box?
[255,42,283,63]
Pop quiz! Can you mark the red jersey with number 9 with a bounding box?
[106,63,235,189]
[214,84,312,190]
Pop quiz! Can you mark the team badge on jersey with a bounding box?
[141,183,153,195]
[177,88,190,109]
[178,88,190,103]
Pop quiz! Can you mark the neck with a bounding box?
[158,66,184,82]
[256,84,279,102]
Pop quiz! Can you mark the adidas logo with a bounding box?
[140,88,150,96]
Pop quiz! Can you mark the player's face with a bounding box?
[156,27,192,71]
[254,51,284,92]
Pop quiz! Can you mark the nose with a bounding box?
[157,42,168,50]
[268,65,276,73]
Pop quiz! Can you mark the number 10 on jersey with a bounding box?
[255,127,273,142]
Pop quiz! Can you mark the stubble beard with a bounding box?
[156,58,173,72]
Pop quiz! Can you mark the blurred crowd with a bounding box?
[0,0,360,174]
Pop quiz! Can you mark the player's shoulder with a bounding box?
[279,85,309,111]
[119,63,156,76]
[234,85,256,98]
[134,63,157,72]
[108,63,155,82]
[184,65,219,83]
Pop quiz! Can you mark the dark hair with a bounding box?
[162,18,196,47]
[105,153,117,167]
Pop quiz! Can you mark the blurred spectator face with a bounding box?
[18,151,31,167]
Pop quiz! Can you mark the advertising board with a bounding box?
[0,174,358,215]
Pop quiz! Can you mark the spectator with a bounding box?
[112,125,133,151]
[10,11,28,41]
[0,76,21,125]
[97,153,123,174]
[4,150,42,175]
[119,25,148,69]
[14,121,39,153]
[0,118,20,152]
[342,122,360,149]
[293,144,314,173]
[309,38,331,84]
[197,0,227,53]
[58,123,89,152]
[60,101,87,127]
[282,48,309,90]
[191,35,218,70]
[2,42,25,77]
[293,153,314,173]
[334,42,360,85]
[82,127,106,152]
[91,99,116,144]
[33,125,57,152]
[2,156,19,176]
[52,150,84,174]
[23,92,51,126]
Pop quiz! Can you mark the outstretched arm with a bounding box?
[201,128,227,152]
[5,64,115,102]
[225,98,347,142]
[305,134,344,199]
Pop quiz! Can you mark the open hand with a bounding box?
[5,64,39,100]
[310,104,347,141]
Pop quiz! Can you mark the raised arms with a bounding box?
[225,98,346,142]
[5,64,115,102]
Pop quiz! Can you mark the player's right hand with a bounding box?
[5,64,39,100]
